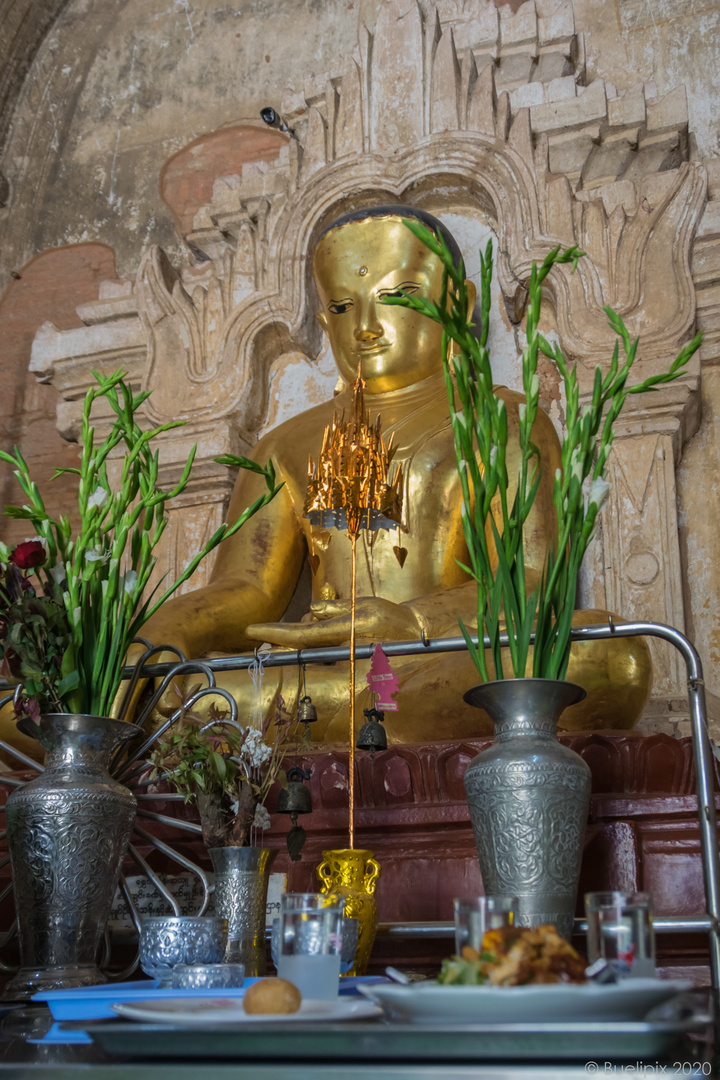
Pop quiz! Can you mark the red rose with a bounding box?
[9,540,46,570]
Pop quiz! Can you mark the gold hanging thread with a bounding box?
[303,368,403,848]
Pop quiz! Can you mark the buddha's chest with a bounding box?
[297,421,469,604]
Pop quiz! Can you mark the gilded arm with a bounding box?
[139,448,306,658]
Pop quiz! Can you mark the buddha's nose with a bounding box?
[354,302,383,343]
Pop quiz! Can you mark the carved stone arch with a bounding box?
[137,245,312,433]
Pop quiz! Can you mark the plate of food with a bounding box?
[360,925,692,1025]
[111,978,382,1026]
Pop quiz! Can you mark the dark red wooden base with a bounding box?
[263,731,718,984]
[0,732,716,986]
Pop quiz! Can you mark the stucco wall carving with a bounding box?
[27,0,716,722]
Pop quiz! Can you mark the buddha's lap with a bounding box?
[0,611,651,763]
[187,617,652,743]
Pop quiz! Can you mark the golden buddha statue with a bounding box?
[0,205,652,758]
[126,204,651,743]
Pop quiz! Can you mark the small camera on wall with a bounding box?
[260,107,291,134]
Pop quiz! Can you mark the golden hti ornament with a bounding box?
[303,368,403,848]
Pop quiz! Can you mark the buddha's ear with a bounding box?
[464,279,477,321]
[317,310,328,332]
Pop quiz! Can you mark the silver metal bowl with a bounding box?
[139,917,228,984]
[171,962,245,990]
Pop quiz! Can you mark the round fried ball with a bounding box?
[243,977,302,1015]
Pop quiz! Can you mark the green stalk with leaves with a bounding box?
[0,368,282,719]
[381,219,702,682]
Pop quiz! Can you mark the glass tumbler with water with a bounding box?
[277,893,344,1001]
[453,896,518,955]
[585,891,655,978]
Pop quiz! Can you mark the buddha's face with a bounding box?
[313,216,449,395]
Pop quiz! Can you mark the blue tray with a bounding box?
[33,980,255,1021]
[33,975,389,1021]
[29,1022,93,1046]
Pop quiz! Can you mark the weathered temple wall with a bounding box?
[1,0,719,736]
[0,0,718,288]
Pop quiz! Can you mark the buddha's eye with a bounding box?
[379,283,420,299]
[327,299,353,315]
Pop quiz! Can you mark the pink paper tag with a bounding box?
[366,643,399,711]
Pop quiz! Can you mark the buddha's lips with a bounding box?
[356,343,390,355]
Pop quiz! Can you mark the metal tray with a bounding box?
[84,1016,708,1063]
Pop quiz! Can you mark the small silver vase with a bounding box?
[3,714,140,999]
[209,846,277,977]
[463,679,591,940]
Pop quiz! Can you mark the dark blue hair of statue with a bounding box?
[317,204,464,273]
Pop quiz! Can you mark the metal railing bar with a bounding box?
[375,916,718,938]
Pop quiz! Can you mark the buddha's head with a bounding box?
[313,205,475,395]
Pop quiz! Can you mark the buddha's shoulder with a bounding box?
[252,396,340,461]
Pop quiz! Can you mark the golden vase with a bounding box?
[316,848,381,976]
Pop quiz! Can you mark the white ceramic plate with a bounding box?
[112,997,382,1026]
[359,978,693,1025]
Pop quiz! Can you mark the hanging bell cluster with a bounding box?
[275,765,312,862]
[356,707,387,755]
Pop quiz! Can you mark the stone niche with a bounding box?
[26,0,720,737]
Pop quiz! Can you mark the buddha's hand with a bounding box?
[246,597,421,648]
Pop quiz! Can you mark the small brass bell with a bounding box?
[356,707,387,755]
[297,695,318,727]
[276,765,312,862]
[275,765,312,815]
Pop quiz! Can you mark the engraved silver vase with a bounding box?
[3,714,140,999]
[463,679,591,939]
[209,846,277,977]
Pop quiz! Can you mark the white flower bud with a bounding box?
[489,446,498,467]
[589,477,611,512]
[453,410,467,428]
[123,570,138,594]
[530,373,539,399]
[519,404,526,422]
[85,545,111,564]
[461,500,468,517]
[50,561,65,584]
[87,486,109,510]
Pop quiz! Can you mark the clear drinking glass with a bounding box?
[453,896,518,955]
[277,893,344,1001]
[585,891,656,978]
